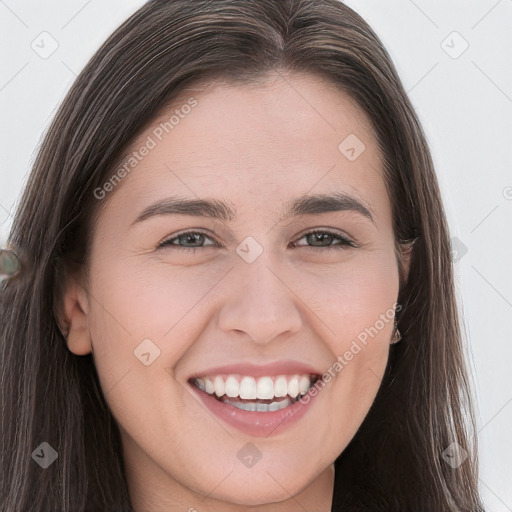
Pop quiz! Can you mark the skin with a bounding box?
[61,71,410,512]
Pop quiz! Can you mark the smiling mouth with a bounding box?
[190,373,321,412]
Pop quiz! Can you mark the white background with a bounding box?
[1,1,511,509]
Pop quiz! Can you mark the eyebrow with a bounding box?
[131,192,375,226]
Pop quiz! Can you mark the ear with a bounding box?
[56,271,92,356]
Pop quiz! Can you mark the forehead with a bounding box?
[101,71,389,226]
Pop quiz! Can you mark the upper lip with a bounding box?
[188,360,322,380]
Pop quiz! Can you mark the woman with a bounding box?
[0,0,485,510]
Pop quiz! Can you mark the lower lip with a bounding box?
[189,383,319,437]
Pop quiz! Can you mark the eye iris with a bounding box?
[307,233,334,246]
[179,233,204,247]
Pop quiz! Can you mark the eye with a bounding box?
[292,230,357,251]
[157,229,357,253]
[158,230,220,252]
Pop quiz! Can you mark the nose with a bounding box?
[217,254,303,345]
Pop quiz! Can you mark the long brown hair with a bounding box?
[0,1,485,510]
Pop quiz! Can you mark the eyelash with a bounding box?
[157,229,357,253]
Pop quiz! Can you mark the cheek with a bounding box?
[85,256,224,396]
[88,250,217,339]
[301,251,398,425]
[295,247,399,344]
[332,263,398,344]
[85,262,211,470]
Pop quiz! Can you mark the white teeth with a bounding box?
[288,376,299,398]
[242,401,256,412]
[193,373,315,403]
[256,376,274,399]
[204,378,214,394]
[222,396,293,412]
[225,376,239,398]
[274,375,288,397]
[299,375,311,394]
[268,400,284,411]
[239,376,257,399]
[214,376,225,397]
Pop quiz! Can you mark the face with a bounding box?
[63,71,408,511]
